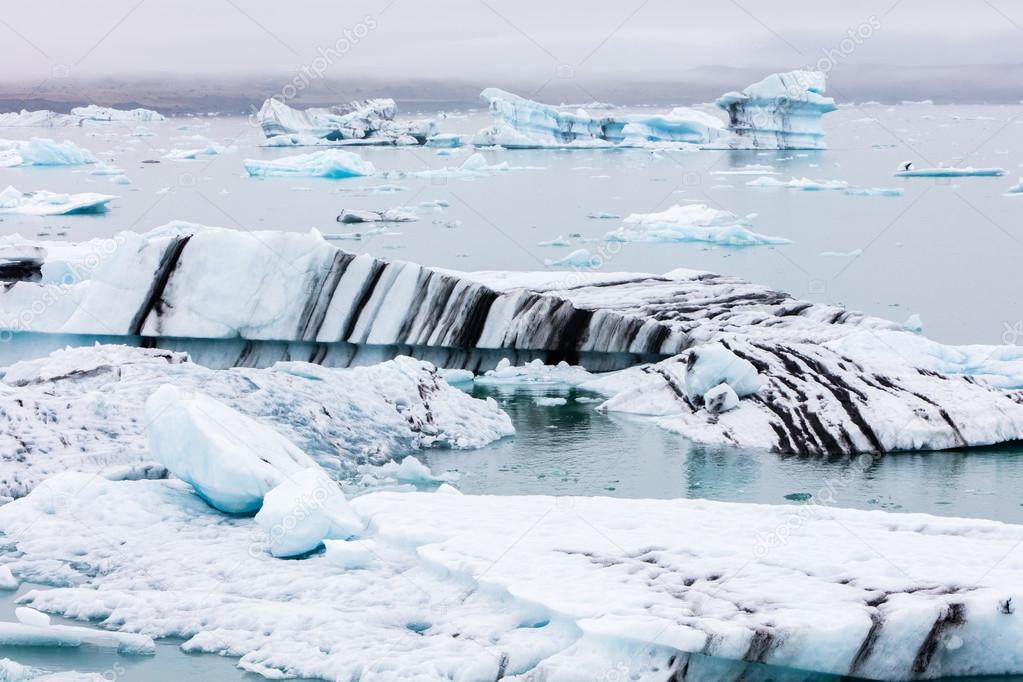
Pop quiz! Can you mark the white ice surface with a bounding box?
[0,186,115,216]
[605,204,790,245]
[243,149,375,178]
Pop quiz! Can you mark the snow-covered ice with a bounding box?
[715,70,837,149]
[243,149,375,178]
[0,345,513,500]
[4,475,1023,679]
[0,186,115,216]
[605,204,791,245]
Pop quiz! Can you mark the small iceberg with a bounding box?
[0,137,95,167]
[894,163,1006,177]
[544,248,600,268]
[244,149,375,178]
[400,152,540,181]
[715,70,836,149]
[0,185,116,215]
[537,235,571,247]
[164,136,235,160]
[605,204,790,245]
[1005,178,1023,194]
[257,98,436,145]
[0,105,164,127]
[845,187,904,196]
[747,176,849,191]
[337,208,418,224]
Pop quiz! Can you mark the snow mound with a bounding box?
[715,70,837,149]
[605,204,791,245]
[243,149,375,178]
[0,186,115,216]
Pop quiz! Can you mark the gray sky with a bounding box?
[1,0,1020,85]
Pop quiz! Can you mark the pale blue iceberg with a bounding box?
[715,70,837,149]
[472,88,727,148]
[0,186,115,215]
[1007,178,1023,194]
[894,164,1006,177]
[605,204,791,245]
[244,149,375,178]
[0,137,95,167]
[256,98,436,145]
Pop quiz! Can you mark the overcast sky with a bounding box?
[1,0,1020,84]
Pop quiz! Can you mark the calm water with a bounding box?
[0,103,1020,345]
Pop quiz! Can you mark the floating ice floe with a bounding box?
[0,138,96,167]
[544,248,600,268]
[5,475,1023,679]
[845,187,904,196]
[164,136,235,160]
[337,208,418,224]
[256,98,436,145]
[0,345,513,500]
[605,204,791,245]
[820,249,863,258]
[0,599,154,654]
[392,152,542,181]
[747,176,849,191]
[471,88,727,148]
[1004,177,1023,194]
[0,106,163,128]
[533,396,567,406]
[587,211,621,219]
[69,105,165,122]
[3,225,1023,456]
[243,149,375,178]
[537,235,571,247]
[894,164,1006,177]
[715,70,837,149]
[0,186,115,216]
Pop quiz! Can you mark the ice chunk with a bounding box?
[323,538,377,569]
[716,70,837,149]
[903,313,924,332]
[895,165,1006,177]
[1006,178,1023,194]
[255,468,363,557]
[477,358,595,387]
[536,235,571,247]
[243,149,375,178]
[543,248,600,268]
[15,607,50,629]
[0,138,95,167]
[69,105,164,122]
[337,208,418,224]
[472,88,726,148]
[164,137,234,160]
[425,133,462,148]
[0,186,115,216]
[845,187,904,196]
[0,565,17,590]
[684,342,764,404]
[533,396,568,406]
[605,204,790,245]
[747,176,849,191]
[703,382,739,414]
[256,98,436,144]
[145,383,322,513]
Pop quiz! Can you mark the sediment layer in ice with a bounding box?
[1,224,1022,455]
[3,475,1023,681]
[256,98,437,145]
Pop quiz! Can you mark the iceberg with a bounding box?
[256,98,436,145]
[544,248,600,268]
[0,186,115,215]
[715,70,837,149]
[747,176,849,191]
[0,345,513,500]
[0,137,95,167]
[69,105,164,122]
[3,225,1023,456]
[895,164,1007,177]
[1006,177,1023,194]
[337,208,418,224]
[605,204,791,245]
[472,88,727,148]
[164,136,233,160]
[243,149,375,178]
[4,474,1023,679]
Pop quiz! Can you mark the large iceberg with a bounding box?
[0,186,115,215]
[0,106,164,127]
[715,70,837,149]
[605,204,791,245]
[2,225,1023,456]
[0,138,96,167]
[256,98,437,145]
[243,149,375,178]
[472,88,727,148]
[0,344,513,500]
[3,474,1023,679]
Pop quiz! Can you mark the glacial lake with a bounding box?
[2,102,1023,680]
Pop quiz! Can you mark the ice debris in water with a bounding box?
[605,204,791,245]
[0,137,96,167]
[477,358,595,387]
[243,149,375,178]
[533,396,568,407]
[0,186,116,216]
